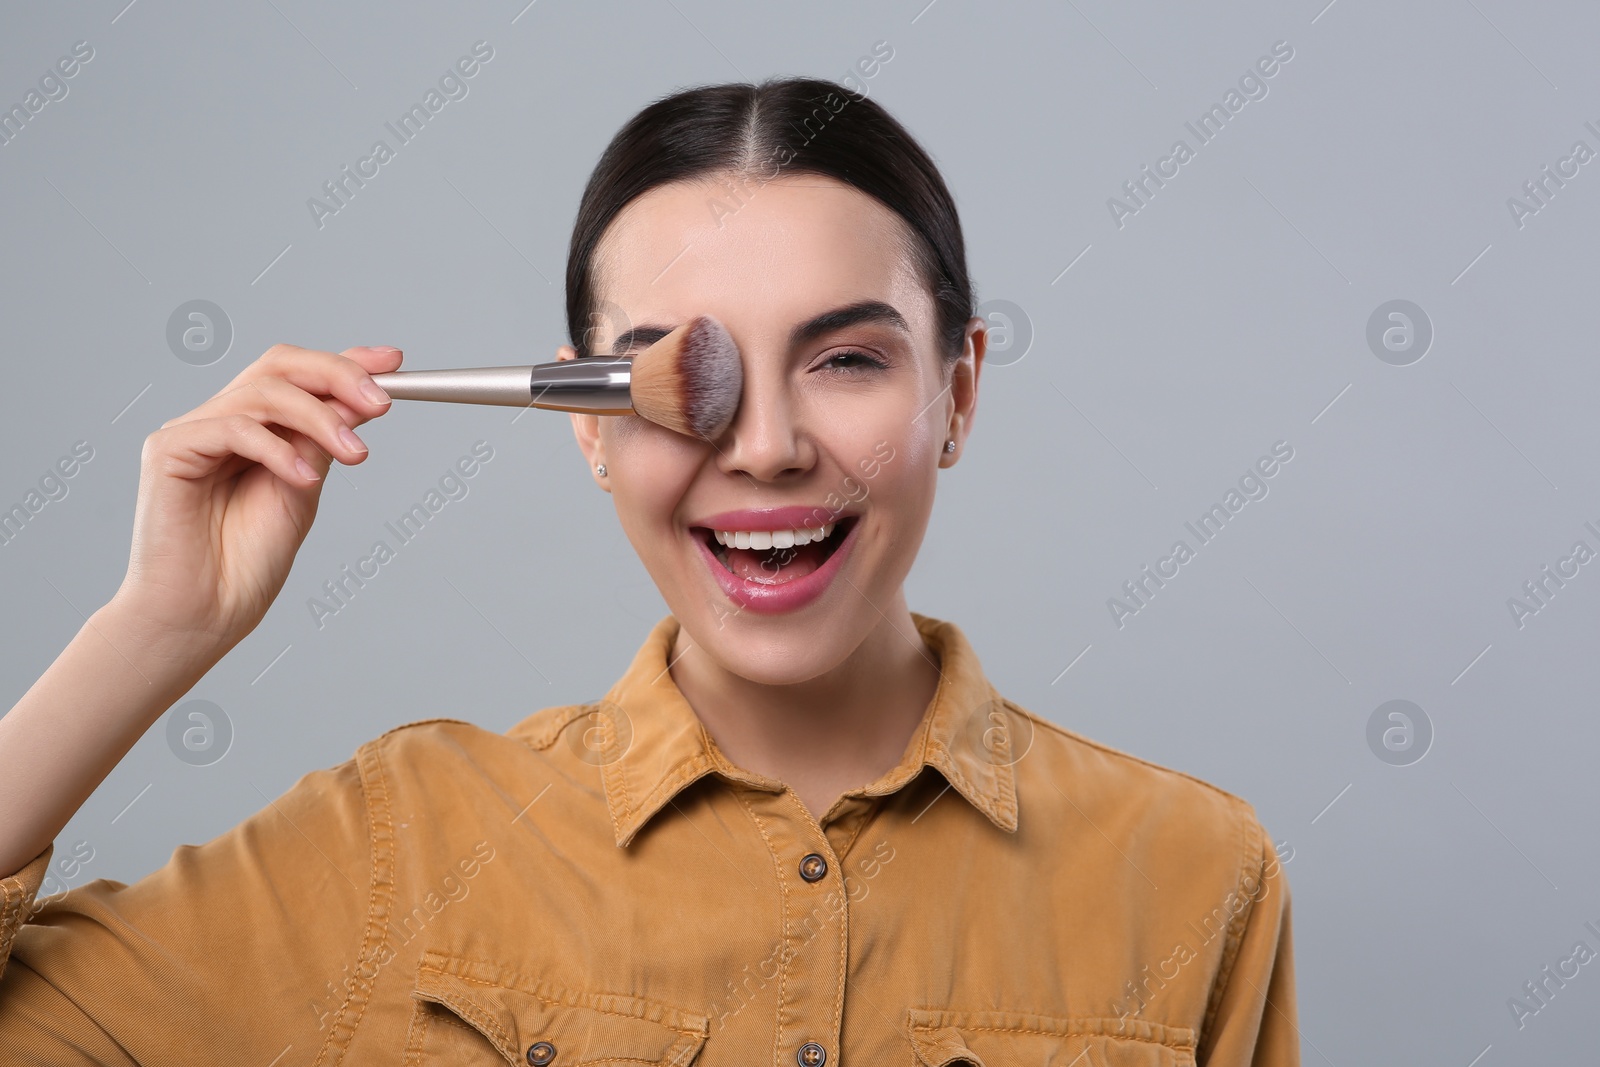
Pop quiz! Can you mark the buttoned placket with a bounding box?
[734,783,858,1067]
[592,615,1023,1064]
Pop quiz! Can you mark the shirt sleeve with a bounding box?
[0,755,377,1065]
[0,843,55,978]
[1199,820,1300,1066]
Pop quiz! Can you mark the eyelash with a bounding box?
[819,349,888,373]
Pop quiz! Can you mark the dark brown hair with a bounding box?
[565,76,973,362]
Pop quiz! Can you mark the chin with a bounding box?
[682,609,874,686]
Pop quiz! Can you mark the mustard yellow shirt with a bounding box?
[0,613,1298,1065]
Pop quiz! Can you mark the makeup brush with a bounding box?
[368,316,742,440]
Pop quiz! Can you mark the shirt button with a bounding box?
[526,1040,556,1065]
[798,1040,828,1066]
[799,852,828,882]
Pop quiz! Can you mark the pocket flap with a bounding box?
[908,1008,1196,1067]
[909,1022,989,1067]
[411,950,709,1066]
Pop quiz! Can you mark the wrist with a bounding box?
[90,596,230,697]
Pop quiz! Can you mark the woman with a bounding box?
[0,77,1298,1065]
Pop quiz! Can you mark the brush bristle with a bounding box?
[629,315,742,439]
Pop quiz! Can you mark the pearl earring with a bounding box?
[944,439,956,453]
[595,463,607,477]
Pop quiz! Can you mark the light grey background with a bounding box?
[3,0,1596,1061]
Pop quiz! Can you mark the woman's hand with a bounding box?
[0,344,402,876]
[110,343,402,655]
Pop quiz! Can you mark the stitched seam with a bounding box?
[734,789,790,1067]
[604,700,636,843]
[0,861,30,967]
[0,872,17,915]
[507,703,594,752]
[627,753,720,830]
[993,700,1023,820]
[835,798,876,861]
[424,969,706,1036]
[832,835,848,1060]
[920,620,1015,826]
[934,760,983,814]
[425,984,705,1067]
[1198,799,1258,1050]
[662,1034,706,1067]
[929,757,1007,828]
[603,755,626,845]
[313,744,398,1066]
[419,950,711,1030]
[910,1021,1197,1051]
[943,1024,1193,1051]
[372,716,479,743]
[403,998,431,1065]
[614,702,635,817]
[778,779,854,1044]
[432,987,513,1052]
[927,693,1013,829]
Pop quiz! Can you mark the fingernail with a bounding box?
[368,346,401,354]
[338,426,367,453]
[295,457,320,481]
[360,378,391,404]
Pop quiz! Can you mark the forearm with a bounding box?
[0,600,224,875]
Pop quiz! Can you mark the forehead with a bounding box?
[590,174,928,347]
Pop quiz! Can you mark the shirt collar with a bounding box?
[584,612,1020,848]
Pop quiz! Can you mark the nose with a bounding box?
[713,365,814,482]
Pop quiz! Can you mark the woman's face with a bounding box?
[564,173,982,685]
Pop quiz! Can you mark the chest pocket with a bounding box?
[908,1008,1197,1067]
[405,950,710,1067]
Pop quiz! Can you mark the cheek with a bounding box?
[836,419,940,519]
[869,443,937,521]
[600,412,650,450]
[816,385,936,470]
[604,418,700,537]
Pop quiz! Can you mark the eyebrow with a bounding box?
[607,300,911,356]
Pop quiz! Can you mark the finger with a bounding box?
[182,376,370,468]
[280,426,335,481]
[151,414,325,488]
[338,345,404,375]
[211,344,395,422]
[322,395,362,429]
[253,423,331,483]
[265,391,365,433]
[326,348,400,428]
[266,345,397,416]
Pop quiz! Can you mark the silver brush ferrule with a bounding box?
[526,358,634,414]
[370,357,635,413]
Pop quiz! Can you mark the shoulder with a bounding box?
[349,707,604,794]
[1002,698,1271,882]
[358,707,592,757]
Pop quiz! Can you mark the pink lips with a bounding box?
[689,506,859,615]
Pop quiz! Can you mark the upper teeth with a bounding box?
[714,522,836,550]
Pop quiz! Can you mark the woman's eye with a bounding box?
[821,349,883,372]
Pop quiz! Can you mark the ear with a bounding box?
[558,344,610,492]
[939,317,987,467]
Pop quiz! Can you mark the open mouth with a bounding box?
[692,516,857,586]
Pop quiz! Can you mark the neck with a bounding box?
[668,594,942,822]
